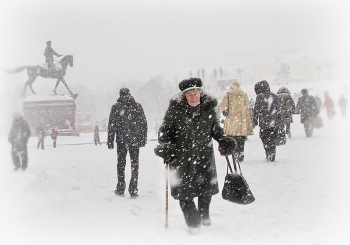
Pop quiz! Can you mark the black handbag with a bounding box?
[222,155,255,204]
[275,125,286,146]
[222,94,229,117]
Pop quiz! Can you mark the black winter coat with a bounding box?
[158,93,225,200]
[108,94,147,148]
[277,87,295,124]
[295,95,318,123]
[8,117,31,146]
[253,81,281,129]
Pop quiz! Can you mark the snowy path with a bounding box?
[1,115,349,245]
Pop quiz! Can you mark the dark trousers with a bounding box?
[179,196,212,228]
[116,143,140,195]
[53,139,57,148]
[228,136,247,162]
[285,122,291,137]
[11,144,28,169]
[303,117,314,137]
[37,137,44,149]
[260,128,277,161]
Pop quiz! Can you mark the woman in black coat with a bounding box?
[253,80,281,162]
[155,78,235,234]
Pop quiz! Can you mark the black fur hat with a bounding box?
[178,78,203,92]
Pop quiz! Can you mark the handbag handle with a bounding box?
[225,155,243,175]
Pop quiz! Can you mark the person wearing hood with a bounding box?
[155,78,236,234]
[253,80,281,162]
[219,81,254,162]
[295,89,319,137]
[8,112,31,170]
[107,88,148,198]
[276,87,295,138]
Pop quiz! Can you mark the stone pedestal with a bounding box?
[23,94,79,136]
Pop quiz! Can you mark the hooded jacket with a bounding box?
[295,94,318,123]
[253,80,281,129]
[158,93,224,200]
[108,94,147,147]
[8,117,31,146]
[277,87,295,123]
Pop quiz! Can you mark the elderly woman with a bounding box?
[155,78,235,234]
[219,81,254,163]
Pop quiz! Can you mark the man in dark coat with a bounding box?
[295,89,319,137]
[94,122,101,145]
[277,87,295,138]
[155,78,236,234]
[8,112,31,170]
[253,80,281,162]
[107,88,147,198]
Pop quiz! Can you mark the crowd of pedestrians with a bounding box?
[8,77,347,235]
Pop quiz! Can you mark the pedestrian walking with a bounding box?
[323,92,335,120]
[276,87,295,138]
[36,124,45,150]
[295,89,319,137]
[219,81,253,162]
[107,88,148,198]
[51,128,58,148]
[253,80,281,162]
[338,95,348,117]
[8,112,31,170]
[155,78,236,234]
[94,122,101,145]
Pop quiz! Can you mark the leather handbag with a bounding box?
[222,155,255,205]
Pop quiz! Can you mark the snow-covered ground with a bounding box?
[1,80,350,245]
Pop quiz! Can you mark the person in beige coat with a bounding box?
[219,81,254,162]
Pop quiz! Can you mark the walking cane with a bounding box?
[165,156,169,228]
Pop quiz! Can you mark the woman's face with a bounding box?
[185,89,201,107]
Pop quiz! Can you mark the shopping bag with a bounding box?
[222,155,255,205]
[313,116,323,129]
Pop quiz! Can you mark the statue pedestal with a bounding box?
[23,94,79,136]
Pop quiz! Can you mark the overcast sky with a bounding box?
[0,0,348,90]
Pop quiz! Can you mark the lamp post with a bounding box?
[189,70,192,78]
[201,68,206,82]
[219,67,223,91]
[236,67,243,85]
[213,68,217,89]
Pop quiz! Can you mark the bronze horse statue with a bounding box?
[6,55,78,99]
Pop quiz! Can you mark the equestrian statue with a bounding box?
[6,41,78,100]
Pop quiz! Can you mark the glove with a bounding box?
[218,137,236,156]
[154,143,175,160]
[108,141,114,149]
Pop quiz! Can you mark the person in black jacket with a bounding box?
[253,80,281,162]
[295,89,319,137]
[8,112,31,170]
[154,78,236,234]
[107,88,147,198]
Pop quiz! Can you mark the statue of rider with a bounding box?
[44,41,62,71]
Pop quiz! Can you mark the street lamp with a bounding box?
[213,68,217,89]
[236,67,243,85]
[189,70,192,78]
[201,68,206,82]
[219,67,223,91]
